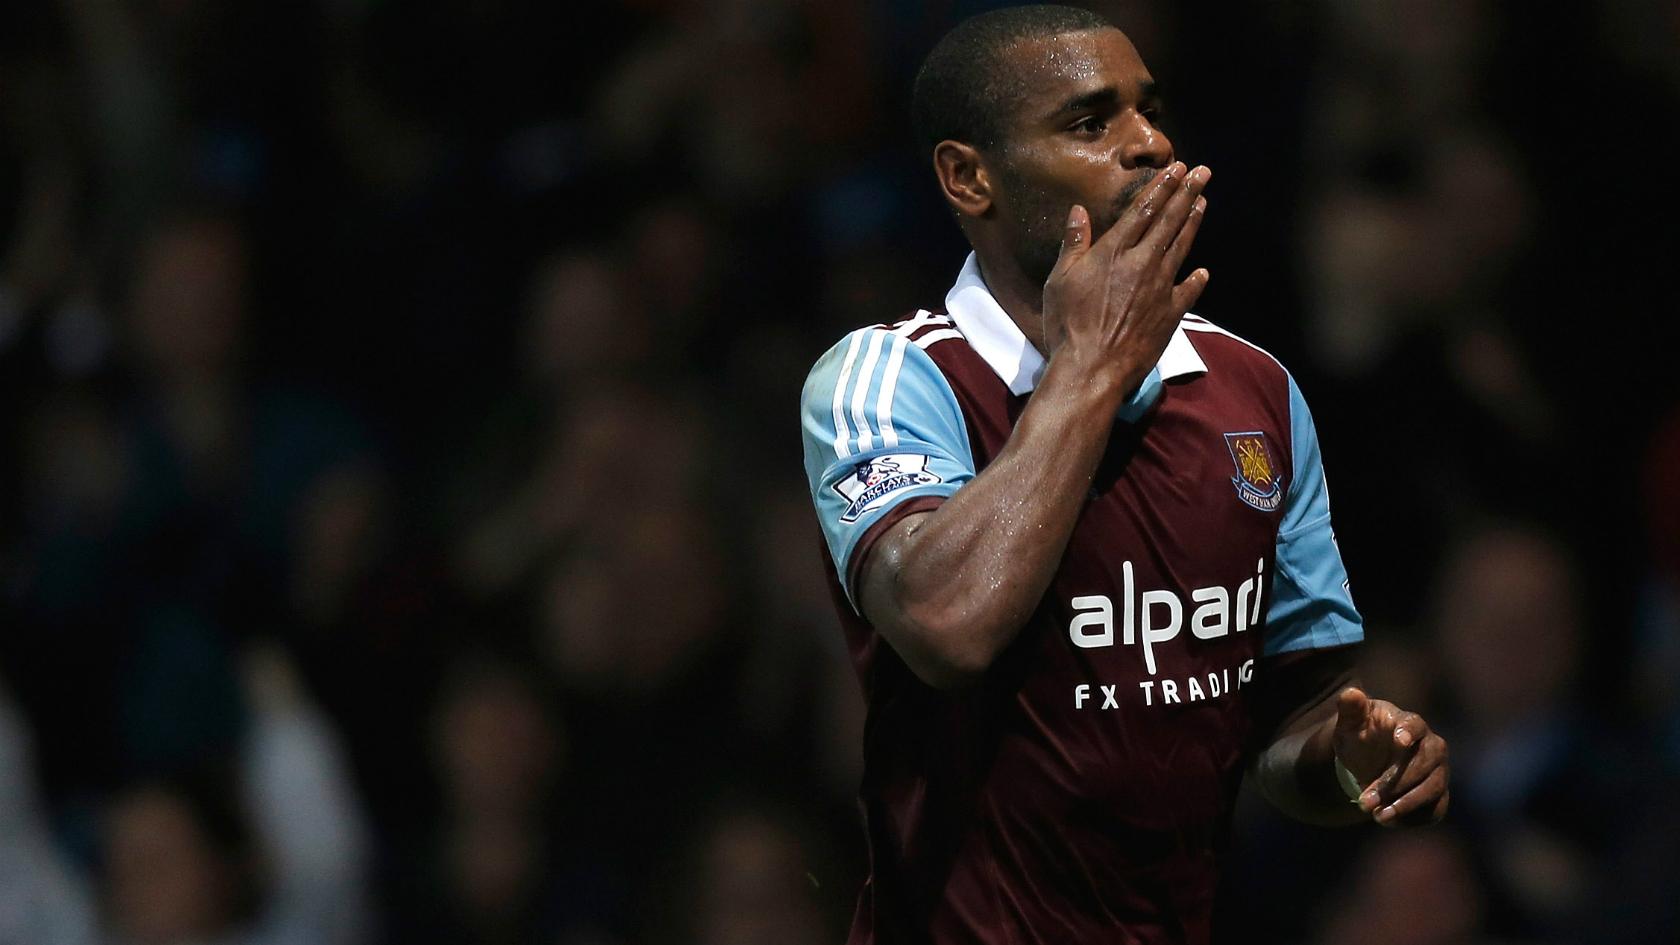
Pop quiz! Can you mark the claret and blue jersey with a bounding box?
[799,252,1364,944]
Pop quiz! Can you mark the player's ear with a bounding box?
[934,140,994,218]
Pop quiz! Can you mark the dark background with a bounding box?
[1,1,1677,943]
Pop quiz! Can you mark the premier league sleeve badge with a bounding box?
[832,454,944,523]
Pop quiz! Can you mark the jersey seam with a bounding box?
[1263,614,1363,654]
[1276,509,1332,542]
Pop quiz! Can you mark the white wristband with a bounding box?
[1333,757,1364,802]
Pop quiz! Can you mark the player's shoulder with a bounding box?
[1179,312,1294,383]
[814,310,963,359]
[802,310,964,399]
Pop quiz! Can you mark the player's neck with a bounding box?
[974,255,1050,355]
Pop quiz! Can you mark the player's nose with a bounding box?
[1120,111,1172,169]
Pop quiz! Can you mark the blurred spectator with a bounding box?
[455,383,709,603]
[389,654,614,945]
[100,644,370,945]
[3,205,373,797]
[1431,524,1659,940]
[593,0,877,206]
[0,685,97,945]
[619,198,722,365]
[101,776,262,945]
[648,800,835,945]
[689,809,830,945]
[1314,831,1492,945]
[520,250,650,394]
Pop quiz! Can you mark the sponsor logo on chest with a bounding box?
[1067,559,1265,708]
[1067,558,1266,672]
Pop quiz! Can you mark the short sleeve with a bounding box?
[801,327,977,605]
[1263,373,1364,656]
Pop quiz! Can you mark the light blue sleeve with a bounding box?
[1116,366,1164,423]
[801,327,976,605]
[1263,373,1365,656]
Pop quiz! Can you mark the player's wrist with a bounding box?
[1045,343,1139,409]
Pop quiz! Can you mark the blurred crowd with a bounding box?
[0,1,1676,943]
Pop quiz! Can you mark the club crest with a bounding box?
[833,454,942,523]
[1223,432,1283,511]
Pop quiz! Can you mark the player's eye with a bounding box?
[1140,105,1165,125]
[1069,115,1107,136]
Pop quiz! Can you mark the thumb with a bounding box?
[1334,687,1369,739]
[1056,205,1091,268]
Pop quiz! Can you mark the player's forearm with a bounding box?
[864,348,1134,686]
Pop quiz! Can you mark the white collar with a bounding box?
[943,252,1208,395]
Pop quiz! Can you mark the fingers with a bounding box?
[1141,165,1210,255]
[1359,713,1449,826]
[1359,739,1424,809]
[1375,729,1446,801]
[1162,194,1207,279]
[1392,711,1428,750]
[1169,267,1209,315]
[1334,687,1369,739]
[1330,695,1452,827]
[1374,765,1450,826]
[1358,752,1409,814]
[1112,163,1183,248]
[1055,204,1092,271]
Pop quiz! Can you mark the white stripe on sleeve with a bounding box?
[875,333,909,448]
[849,330,887,453]
[830,331,866,458]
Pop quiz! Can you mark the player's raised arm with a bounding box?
[851,162,1210,688]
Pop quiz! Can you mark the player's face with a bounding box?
[988,29,1175,285]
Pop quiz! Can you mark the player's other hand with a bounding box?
[1041,161,1211,397]
[1333,686,1451,827]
